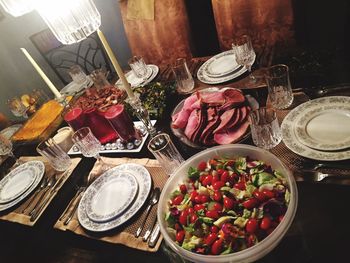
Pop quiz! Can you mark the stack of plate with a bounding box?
[60,77,94,96]
[0,161,45,211]
[115,65,159,88]
[197,50,248,84]
[78,163,152,232]
[281,96,350,161]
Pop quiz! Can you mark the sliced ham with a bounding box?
[191,106,207,143]
[225,108,241,130]
[199,90,226,105]
[184,93,201,111]
[221,89,246,110]
[184,110,200,139]
[214,120,250,145]
[213,108,237,134]
[200,108,220,144]
[172,108,191,129]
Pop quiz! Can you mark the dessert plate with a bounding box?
[85,171,138,223]
[0,161,45,211]
[203,50,240,78]
[78,163,152,232]
[115,65,159,88]
[60,77,93,96]
[294,102,350,151]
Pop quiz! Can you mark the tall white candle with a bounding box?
[21,48,61,99]
[97,29,135,98]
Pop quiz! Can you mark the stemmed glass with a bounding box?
[7,97,29,119]
[71,127,110,172]
[0,134,20,167]
[232,35,257,82]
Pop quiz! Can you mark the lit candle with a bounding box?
[20,48,61,99]
[97,29,135,98]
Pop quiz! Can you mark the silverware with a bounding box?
[29,175,56,216]
[294,83,350,98]
[30,172,67,221]
[63,173,96,225]
[59,186,84,221]
[300,162,350,171]
[298,170,350,182]
[22,177,47,214]
[148,222,161,248]
[135,187,160,238]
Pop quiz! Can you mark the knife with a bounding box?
[148,222,161,248]
[30,171,69,221]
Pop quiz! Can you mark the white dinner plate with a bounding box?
[203,50,240,78]
[294,101,350,151]
[0,161,45,211]
[115,64,159,88]
[84,171,138,223]
[78,163,152,232]
[281,96,350,161]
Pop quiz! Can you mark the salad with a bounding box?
[165,156,290,255]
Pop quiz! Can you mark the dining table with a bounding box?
[0,47,350,263]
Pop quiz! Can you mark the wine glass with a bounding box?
[71,127,110,172]
[231,35,257,82]
[7,97,29,119]
[0,134,20,167]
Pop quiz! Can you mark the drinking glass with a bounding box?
[7,97,28,119]
[0,134,20,166]
[266,64,294,109]
[37,138,72,172]
[249,107,282,150]
[147,133,185,176]
[68,65,89,88]
[72,127,110,171]
[232,35,256,82]
[128,56,148,79]
[172,58,195,93]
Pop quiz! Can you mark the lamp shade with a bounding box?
[34,0,101,45]
[0,0,33,17]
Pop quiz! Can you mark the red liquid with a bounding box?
[84,108,118,144]
[64,107,86,131]
[105,105,138,142]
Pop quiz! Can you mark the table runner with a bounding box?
[54,157,168,252]
[0,156,81,226]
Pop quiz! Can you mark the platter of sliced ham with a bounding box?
[171,87,256,148]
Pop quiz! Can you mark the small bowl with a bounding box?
[157,144,298,263]
[53,126,74,152]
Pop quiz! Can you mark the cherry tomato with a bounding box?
[176,230,185,243]
[205,233,217,246]
[223,197,235,210]
[247,234,256,247]
[194,194,202,204]
[190,214,198,224]
[226,160,235,167]
[242,198,258,209]
[210,225,219,233]
[205,210,219,219]
[209,159,218,167]
[217,168,225,175]
[199,175,206,183]
[234,182,246,190]
[197,161,207,171]
[246,218,258,233]
[262,189,275,199]
[202,175,213,186]
[220,171,229,183]
[213,190,222,202]
[211,238,224,255]
[186,207,194,214]
[260,216,272,230]
[179,210,189,226]
[200,194,209,203]
[212,174,220,184]
[212,202,223,212]
[179,184,187,194]
[253,190,267,202]
[194,204,205,211]
[212,181,225,190]
[190,190,198,202]
[172,194,184,205]
[175,223,182,231]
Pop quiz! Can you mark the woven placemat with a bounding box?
[0,156,81,226]
[54,157,168,252]
[268,92,350,184]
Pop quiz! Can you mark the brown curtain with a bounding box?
[119,0,194,66]
[211,0,295,53]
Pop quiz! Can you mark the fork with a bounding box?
[300,170,350,182]
[300,162,350,171]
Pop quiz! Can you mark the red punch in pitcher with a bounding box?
[63,107,86,131]
[105,104,139,142]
